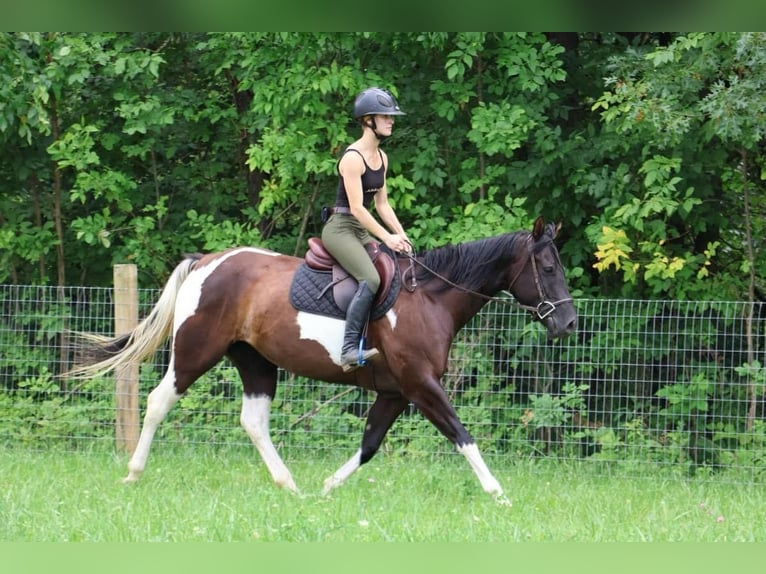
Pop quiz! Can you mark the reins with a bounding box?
[399,234,572,321]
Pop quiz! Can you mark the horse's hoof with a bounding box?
[322,477,341,496]
[121,473,140,484]
[278,478,299,493]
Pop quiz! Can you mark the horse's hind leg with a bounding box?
[123,366,183,483]
[323,392,409,495]
[229,343,297,492]
[124,326,228,483]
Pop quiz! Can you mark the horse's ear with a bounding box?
[532,216,545,240]
[552,221,562,239]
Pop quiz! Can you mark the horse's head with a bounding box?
[507,216,577,339]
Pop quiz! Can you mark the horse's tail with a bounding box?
[64,254,202,380]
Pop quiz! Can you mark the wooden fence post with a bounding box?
[113,264,139,456]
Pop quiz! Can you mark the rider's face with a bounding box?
[372,114,395,136]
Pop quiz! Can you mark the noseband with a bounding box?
[403,233,572,321]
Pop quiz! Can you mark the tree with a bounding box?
[1,33,179,286]
[590,32,766,301]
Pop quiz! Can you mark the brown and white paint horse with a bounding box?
[69,216,576,500]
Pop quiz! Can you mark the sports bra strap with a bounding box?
[341,148,384,171]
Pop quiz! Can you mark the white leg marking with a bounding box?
[241,395,298,492]
[457,443,505,498]
[322,449,362,495]
[123,368,182,483]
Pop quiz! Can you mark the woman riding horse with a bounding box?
[321,87,413,372]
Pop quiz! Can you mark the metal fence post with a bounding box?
[113,264,139,455]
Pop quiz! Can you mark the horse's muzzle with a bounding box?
[539,298,577,339]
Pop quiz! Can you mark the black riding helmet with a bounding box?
[353,87,406,119]
[353,87,405,139]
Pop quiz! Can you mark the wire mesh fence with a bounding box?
[1,282,764,483]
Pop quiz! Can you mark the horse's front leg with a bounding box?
[323,392,409,495]
[406,375,505,499]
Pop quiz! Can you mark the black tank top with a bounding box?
[334,148,385,209]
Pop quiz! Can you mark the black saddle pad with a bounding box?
[289,263,401,321]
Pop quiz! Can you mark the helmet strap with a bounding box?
[364,116,387,141]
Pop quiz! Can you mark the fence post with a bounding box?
[113,263,139,456]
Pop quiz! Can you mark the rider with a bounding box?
[321,86,413,372]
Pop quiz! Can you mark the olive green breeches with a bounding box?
[321,214,380,294]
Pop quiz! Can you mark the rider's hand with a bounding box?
[385,234,412,253]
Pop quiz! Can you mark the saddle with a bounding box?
[303,237,397,311]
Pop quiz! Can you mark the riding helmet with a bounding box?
[353,87,406,119]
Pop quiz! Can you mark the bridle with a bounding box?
[507,234,573,319]
[401,233,572,321]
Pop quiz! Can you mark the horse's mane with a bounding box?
[414,231,527,292]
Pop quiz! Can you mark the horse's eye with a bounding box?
[544,265,554,273]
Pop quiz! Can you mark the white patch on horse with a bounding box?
[323,449,362,495]
[240,394,297,492]
[385,308,397,330]
[296,312,346,365]
[175,248,278,334]
[457,443,504,497]
[123,369,182,483]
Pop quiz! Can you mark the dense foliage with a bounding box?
[1,32,764,301]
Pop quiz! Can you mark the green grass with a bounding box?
[1,446,764,542]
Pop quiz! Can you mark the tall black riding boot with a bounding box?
[340,280,379,372]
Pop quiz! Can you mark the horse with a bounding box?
[67,216,577,500]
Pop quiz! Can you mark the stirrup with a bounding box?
[356,338,370,366]
[341,339,379,372]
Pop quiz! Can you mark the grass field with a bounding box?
[1,445,764,542]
